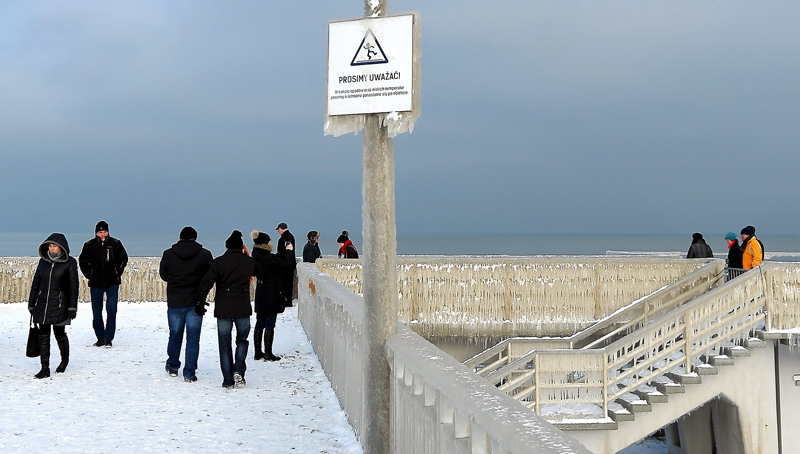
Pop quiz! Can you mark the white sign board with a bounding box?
[327,15,413,116]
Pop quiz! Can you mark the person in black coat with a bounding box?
[196,230,259,388]
[302,230,322,263]
[251,231,290,361]
[686,232,713,259]
[724,231,744,279]
[28,233,79,379]
[79,220,128,347]
[159,226,213,381]
[337,230,359,258]
[275,222,296,306]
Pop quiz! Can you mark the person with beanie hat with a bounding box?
[251,230,290,361]
[196,230,259,388]
[159,226,213,382]
[337,230,359,259]
[686,232,713,259]
[275,223,296,306]
[79,220,128,348]
[28,233,79,378]
[741,226,763,270]
[724,232,744,280]
[303,231,321,263]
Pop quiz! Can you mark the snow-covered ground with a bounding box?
[0,301,362,453]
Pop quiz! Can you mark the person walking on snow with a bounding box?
[28,233,79,378]
[275,222,296,306]
[79,220,128,348]
[159,226,213,382]
[251,231,290,361]
[686,232,713,258]
[196,230,259,389]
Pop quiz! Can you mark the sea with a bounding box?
[2,232,799,259]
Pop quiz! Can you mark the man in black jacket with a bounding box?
[686,232,713,259]
[275,222,296,306]
[79,220,128,347]
[196,230,259,389]
[159,226,213,382]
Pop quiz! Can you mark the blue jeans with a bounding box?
[217,317,250,386]
[91,285,119,342]
[255,312,278,331]
[166,307,203,379]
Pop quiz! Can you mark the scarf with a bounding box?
[339,239,353,256]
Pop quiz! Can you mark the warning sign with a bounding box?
[351,30,389,66]
[328,15,414,116]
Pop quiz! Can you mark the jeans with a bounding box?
[255,312,278,331]
[166,306,203,379]
[91,285,119,342]
[217,317,250,386]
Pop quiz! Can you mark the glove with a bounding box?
[195,301,209,316]
[69,310,77,320]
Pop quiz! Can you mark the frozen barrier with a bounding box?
[316,256,712,337]
[296,262,592,454]
[0,257,225,303]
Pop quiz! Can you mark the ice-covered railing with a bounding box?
[296,263,592,454]
[0,257,228,303]
[763,264,800,330]
[465,260,725,376]
[476,266,771,421]
[316,256,710,337]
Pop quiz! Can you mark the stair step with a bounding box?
[744,338,767,349]
[757,330,790,341]
[708,355,734,367]
[694,364,718,375]
[632,389,668,404]
[608,408,636,422]
[665,372,702,385]
[615,396,652,413]
[651,380,685,395]
[723,346,751,357]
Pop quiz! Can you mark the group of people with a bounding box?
[27,220,359,387]
[686,225,765,278]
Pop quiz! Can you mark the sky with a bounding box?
[1,1,799,238]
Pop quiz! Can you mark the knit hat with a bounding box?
[180,226,197,241]
[724,232,737,241]
[95,220,109,233]
[225,230,244,250]
[276,222,288,231]
[741,226,755,236]
[746,225,756,235]
[336,234,348,244]
[251,230,270,245]
[692,232,703,241]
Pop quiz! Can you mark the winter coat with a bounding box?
[727,240,743,269]
[28,233,79,326]
[338,240,359,259]
[742,236,763,270]
[276,230,297,269]
[252,245,289,314]
[687,238,713,259]
[197,249,259,318]
[302,242,322,263]
[79,235,128,288]
[159,239,214,308]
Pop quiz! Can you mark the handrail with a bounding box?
[480,266,768,421]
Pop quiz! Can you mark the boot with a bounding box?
[253,328,265,361]
[34,334,50,379]
[55,334,69,373]
[264,330,281,362]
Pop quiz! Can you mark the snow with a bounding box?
[617,438,668,454]
[0,301,362,453]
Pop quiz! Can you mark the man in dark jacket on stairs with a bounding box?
[159,226,213,382]
[196,230,259,389]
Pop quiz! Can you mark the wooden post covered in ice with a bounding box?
[360,3,398,453]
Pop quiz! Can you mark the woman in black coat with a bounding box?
[251,231,290,361]
[28,233,79,379]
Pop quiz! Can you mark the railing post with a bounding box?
[683,310,694,373]
[534,353,541,415]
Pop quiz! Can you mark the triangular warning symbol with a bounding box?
[350,29,389,66]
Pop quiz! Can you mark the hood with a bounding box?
[171,239,204,260]
[39,233,70,263]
